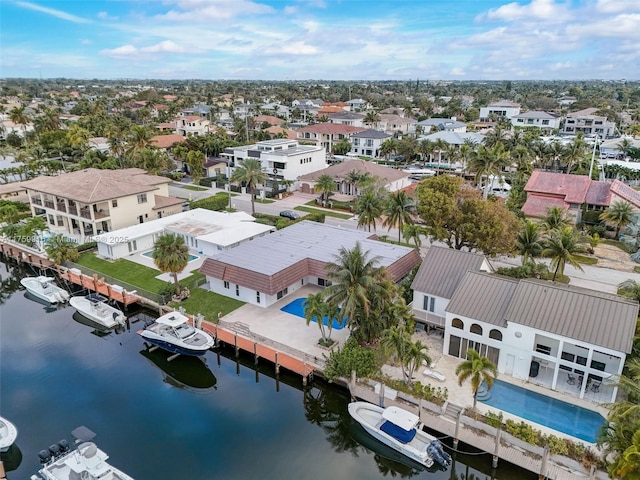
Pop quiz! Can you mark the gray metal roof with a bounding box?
[504,280,639,353]
[446,272,519,326]
[206,221,415,276]
[411,247,489,299]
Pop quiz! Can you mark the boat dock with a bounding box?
[0,241,54,269]
[58,267,140,306]
[348,379,608,480]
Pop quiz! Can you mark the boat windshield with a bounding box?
[175,324,195,339]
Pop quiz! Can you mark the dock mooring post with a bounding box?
[492,428,501,468]
[350,370,356,399]
[275,352,280,376]
[254,343,259,365]
[539,446,549,480]
[234,333,239,357]
[303,363,307,386]
[453,411,462,449]
[378,383,385,407]
[0,459,6,480]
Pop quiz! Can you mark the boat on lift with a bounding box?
[138,310,214,357]
[0,416,18,453]
[69,293,126,329]
[348,401,451,469]
[20,276,70,304]
[30,426,134,480]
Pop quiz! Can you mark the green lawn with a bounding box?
[183,185,208,191]
[294,205,353,219]
[171,288,244,322]
[254,198,275,204]
[75,252,201,294]
[574,254,598,265]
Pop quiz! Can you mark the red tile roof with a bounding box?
[524,171,591,204]
[522,194,569,217]
[610,180,640,208]
[254,115,283,126]
[585,182,611,206]
[151,134,185,149]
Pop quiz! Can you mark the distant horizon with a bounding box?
[2,0,639,81]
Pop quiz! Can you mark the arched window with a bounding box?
[452,318,464,330]
[489,329,503,341]
[470,323,483,335]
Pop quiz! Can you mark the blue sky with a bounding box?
[1,0,639,80]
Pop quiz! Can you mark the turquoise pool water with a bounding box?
[480,379,605,443]
[280,297,347,330]
[142,251,198,262]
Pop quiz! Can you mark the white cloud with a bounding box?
[482,0,569,22]
[449,67,465,76]
[155,0,274,22]
[141,40,186,54]
[100,41,187,59]
[596,0,640,14]
[15,1,91,24]
[263,41,318,56]
[100,45,138,58]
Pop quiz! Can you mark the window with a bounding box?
[224,281,230,289]
[451,318,464,330]
[235,285,240,296]
[112,199,118,208]
[423,295,435,312]
[576,356,587,366]
[48,215,55,225]
[561,351,575,362]
[353,139,360,146]
[127,240,137,253]
[256,292,261,304]
[591,360,606,371]
[57,216,64,226]
[470,324,483,335]
[536,344,552,355]
[276,287,289,300]
[489,329,502,341]
[137,193,147,204]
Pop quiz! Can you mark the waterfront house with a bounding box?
[479,101,521,122]
[296,123,367,153]
[444,271,638,403]
[95,208,274,260]
[297,159,411,196]
[561,108,616,137]
[327,112,366,128]
[349,129,392,158]
[510,111,561,132]
[410,247,492,330]
[21,168,183,242]
[378,114,417,135]
[199,221,421,308]
[417,118,467,134]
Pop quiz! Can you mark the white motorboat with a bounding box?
[21,276,70,304]
[348,401,451,469]
[69,293,126,329]
[0,416,18,453]
[138,310,215,357]
[31,426,134,480]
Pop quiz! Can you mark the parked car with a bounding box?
[280,210,300,220]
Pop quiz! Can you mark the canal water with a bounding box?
[0,259,535,480]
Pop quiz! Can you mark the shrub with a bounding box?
[189,193,229,211]
[76,241,97,252]
[324,338,377,381]
[199,177,216,187]
[504,420,541,446]
[485,411,504,428]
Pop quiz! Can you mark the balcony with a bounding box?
[94,209,110,219]
[68,205,78,216]
[56,201,67,213]
[32,197,42,206]
[79,209,92,220]
[412,309,446,328]
[44,200,54,209]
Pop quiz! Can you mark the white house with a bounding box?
[561,108,617,137]
[199,221,421,308]
[176,116,210,137]
[444,271,638,403]
[479,101,521,122]
[95,208,275,260]
[222,139,326,182]
[327,112,366,128]
[510,111,561,132]
[410,247,492,329]
[349,129,392,158]
[417,118,467,133]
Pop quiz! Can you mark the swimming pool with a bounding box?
[480,379,605,443]
[280,298,348,330]
[142,251,199,262]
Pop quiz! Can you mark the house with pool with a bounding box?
[94,208,275,260]
[199,221,421,308]
[444,271,638,404]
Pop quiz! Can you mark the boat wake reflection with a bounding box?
[139,347,217,392]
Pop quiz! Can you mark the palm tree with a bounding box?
[315,174,336,205]
[44,234,80,266]
[152,233,189,295]
[355,187,384,232]
[304,291,333,343]
[402,224,426,248]
[9,106,30,138]
[542,226,588,281]
[600,200,634,238]
[404,340,431,386]
[455,348,498,409]
[468,143,509,200]
[618,279,640,303]
[380,324,412,380]
[230,158,268,214]
[383,190,416,242]
[542,206,570,232]
[379,139,398,162]
[516,219,543,265]
[363,110,380,129]
[324,242,385,338]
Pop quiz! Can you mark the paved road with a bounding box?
[168,181,640,293]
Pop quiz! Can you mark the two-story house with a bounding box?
[379,114,417,135]
[479,101,521,122]
[561,108,616,137]
[176,116,210,137]
[417,118,467,134]
[327,112,366,128]
[349,129,392,158]
[20,168,183,242]
[296,124,366,153]
[510,111,561,132]
[222,139,326,182]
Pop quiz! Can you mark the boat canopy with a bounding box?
[382,406,420,431]
[35,276,55,284]
[156,312,190,328]
[87,293,108,304]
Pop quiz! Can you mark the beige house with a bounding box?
[0,182,28,202]
[21,168,183,242]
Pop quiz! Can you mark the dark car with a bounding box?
[279,210,300,220]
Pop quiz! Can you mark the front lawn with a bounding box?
[294,205,353,219]
[183,185,208,191]
[172,288,245,321]
[574,254,598,265]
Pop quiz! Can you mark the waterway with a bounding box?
[0,259,535,480]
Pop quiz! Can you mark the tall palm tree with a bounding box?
[363,110,380,129]
[44,234,80,266]
[404,340,431,386]
[323,242,385,337]
[380,139,398,162]
[315,174,336,204]
[230,158,268,214]
[455,348,498,410]
[516,219,543,265]
[418,139,434,167]
[355,187,384,232]
[542,226,588,281]
[303,291,335,342]
[66,124,91,151]
[469,143,510,199]
[402,224,426,248]
[380,324,412,380]
[600,200,634,238]
[9,106,30,138]
[383,190,416,242]
[152,233,189,295]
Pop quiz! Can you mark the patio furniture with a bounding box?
[423,369,446,382]
[566,373,576,385]
[590,382,601,393]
